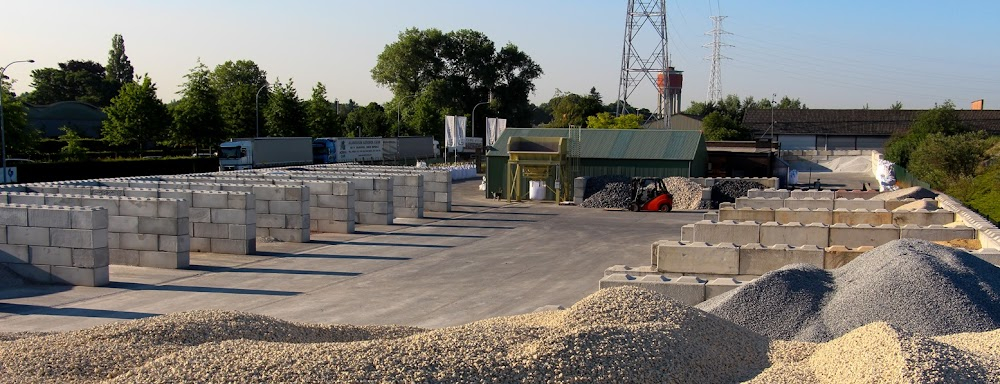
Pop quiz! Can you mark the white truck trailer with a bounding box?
[219,137,313,171]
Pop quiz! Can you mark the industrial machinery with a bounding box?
[629,177,673,212]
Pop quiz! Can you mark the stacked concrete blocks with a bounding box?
[833,198,886,211]
[718,207,775,223]
[0,204,109,286]
[824,245,875,269]
[758,222,829,247]
[692,220,760,245]
[775,208,833,225]
[832,209,892,226]
[747,188,791,199]
[653,240,739,275]
[891,209,956,226]
[899,224,976,242]
[829,223,900,248]
[789,190,836,200]
[784,198,835,211]
[573,177,588,205]
[738,243,824,275]
[735,197,784,210]
[299,165,452,212]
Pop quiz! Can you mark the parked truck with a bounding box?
[219,137,313,171]
[382,136,436,162]
[312,137,385,164]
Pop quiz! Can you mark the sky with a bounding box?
[4,0,1000,112]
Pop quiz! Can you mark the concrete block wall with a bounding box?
[599,274,709,305]
[653,240,739,275]
[99,179,310,243]
[937,193,1000,250]
[242,170,423,219]
[824,245,874,269]
[789,190,837,200]
[747,189,791,199]
[0,191,189,269]
[829,223,900,248]
[738,243,824,275]
[832,209,892,225]
[835,190,880,200]
[718,207,775,223]
[0,204,109,286]
[775,208,833,225]
[899,225,976,242]
[692,220,761,245]
[833,198,885,211]
[891,209,956,226]
[735,197,784,210]
[18,184,256,255]
[759,222,829,247]
[159,176,356,233]
[297,165,452,212]
[574,177,588,205]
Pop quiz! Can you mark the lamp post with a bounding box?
[471,101,489,139]
[255,84,267,137]
[396,94,416,138]
[0,59,35,184]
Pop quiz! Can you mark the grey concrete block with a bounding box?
[189,237,211,253]
[189,207,211,223]
[27,207,71,228]
[900,225,976,242]
[0,205,28,226]
[51,228,108,249]
[119,233,159,251]
[80,197,120,215]
[70,207,108,230]
[286,215,309,229]
[51,265,109,287]
[9,195,45,205]
[119,199,158,217]
[680,224,695,242]
[784,198,835,211]
[313,219,354,233]
[192,192,230,209]
[759,222,829,247]
[0,244,30,263]
[892,210,956,226]
[774,208,832,225]
[834,198,885,211]
[229,224,254,240]
[269,201,304,215]
[158,235,191,253]
[8,226,50,246]
[692,220,760,245]
[832,209,892,226]
[138,217,181,235]
[719,208,776,223]
[29,245,72,266]
[655,241,739,274]
[210,238,254,255]
[706,278,744,299]
[109,216,140,233]
[72,247,110,268]
[736,197,784,210]
[156,199,188,218]
[7,263,52,283]
[227,194,253,210]
[257,214,286,229]
[193,222,229,238]
[358,212,391,225]
[211,209,251,224]
[829,223,900,248]
[139,251,188,269]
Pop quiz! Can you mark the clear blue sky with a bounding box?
[4,1,999,111]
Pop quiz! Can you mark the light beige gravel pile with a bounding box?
[662,177,706,210]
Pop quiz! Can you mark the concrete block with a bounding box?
[885,198,917,211]
[900,225,976,242]
[286,214,309,229]
[835,190,879,200]
[719,207,775,223]
[759,221,828,247]
[211,209,251,224]
[832,209,892,226]
[210,238,254,255]
[316,194,351,209]
[156,199,188,219]
[29,245,72,266]
[748,189,791,199]
[313,219,354,233]
[834,198,885,211]
[268,228,309,242]
[0,244,30,263]
[189,237,211,253]
[8,226,50,246]
[972,248,1000,266]
[193,222,229,238]
[703,212,719,221]
[109,215,139,233]
[257,214,286,229]
[358,212,391,225]
[119,233,159,251]
[359,189,390,202]
[51,265,109,287]
[139,251,188,269]
[7,263,52,283]
[736,197,784,210]
[784,198,835,211]
[70,207,108,230]
[355,201,374,213]
[706,277,744,299]
[192,192,230,209]
[829,223,900,248]
[27,207,71,228]
[372,202,391,215]
[72,247,110,268]
[774,208,832,225]
[138,217,181,235]
[158,235,191,253]
[824,245,874,269]
[9,195,45,205]
[680,224,694,242]
[268,201,303,215]
[662,276,708,305]
[0,205,28,226]
[304,181,334,195]
[188,207,211,223]
[228,224,254,240]
[692,220,760,245]
[119,199,158,217]
[226,194,253,210]
[655,241,739,274]
[80,198,119,215]
[790,190,836,200]
[892,210,956,226]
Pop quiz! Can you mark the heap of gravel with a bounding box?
[698,239,1000,343]
[872,186,938,200]
[662,177,708,210]
[581,175,633,209]
[711,179,766,205]
[0,287,772,383]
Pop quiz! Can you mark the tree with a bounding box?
[168,60,224,150]
[890,101,904,110]
[586,112,641,129]
[908,131,995,187]
[0,83,42,157]
[102,76,171,152]
[210,60,267,138]
[543,88,604,128]
[344,102,389,137]
[106,34,135,94]
[23,60,116,106]
[305,82,340,137]
[263,78,306,137]
[58,126,88,161]
[701,111,747,141]
[885,101,966,167]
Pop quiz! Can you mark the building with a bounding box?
[485,128,707,200]
[26,101,106,138]
[743,109,1000,151]
[640,113,704,130]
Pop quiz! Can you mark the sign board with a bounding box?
[1,167,16,183]
[462,137,484,153]
[336,138,384,162]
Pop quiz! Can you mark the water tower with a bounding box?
[657,67,683,116]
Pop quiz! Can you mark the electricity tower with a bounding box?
[616,0,671,129]
[704,15,731,101]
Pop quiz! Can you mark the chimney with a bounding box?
[972,99,984,110]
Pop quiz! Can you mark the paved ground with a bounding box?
[0,180,704,332]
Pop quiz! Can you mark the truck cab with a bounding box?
[312,138,336,164]
[219,140,251,171]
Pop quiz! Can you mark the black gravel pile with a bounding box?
[697,239,1000,342]
[581,175,633,209]
[711,180,765,206]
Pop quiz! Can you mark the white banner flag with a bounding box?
[497,118,507,143]
[444,115,457,148]
[455,116,467,149]
[486,118,498,147]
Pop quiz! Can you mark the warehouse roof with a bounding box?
[485,128,704,161]
[743,109,1000,137]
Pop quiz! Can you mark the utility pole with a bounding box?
[616,0,671,129]
[704,15,731,101]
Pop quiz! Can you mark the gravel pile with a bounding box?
[872,186,938,200]
[581,175,633,209]
[0,287,772,383]
[662,177,706,210]
[698,239,1000,342]
[711,180,766,205]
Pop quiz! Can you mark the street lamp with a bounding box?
[255,84,267,137]
[396,94,417,138]
[0,59,35,184]
[471,101,489,138]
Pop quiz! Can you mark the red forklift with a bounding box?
[629,177,674,212]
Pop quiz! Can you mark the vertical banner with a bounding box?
[497,118,507,143]
[455,116,467,150]
[444,115,456,148]
[485,118,497,146]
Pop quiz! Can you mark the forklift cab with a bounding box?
[629,177,674,212]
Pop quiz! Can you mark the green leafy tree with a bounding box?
[106,34,135,94]
[890,101,904,110]
[586,112,641,129]
[210,60,267,138]
[885,101,966,167]
[102,76,171,153]
[263,78,306,137]
[0,83,42,157]
[23,60,116,106]
[344,102,389,137]
[543,89,604,127]
[58,126,88,161]
[305,82,339,137]
[701,111,747,141]
[908,131,994,187]
[168,60,224,150]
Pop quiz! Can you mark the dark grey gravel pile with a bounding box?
[581,175,633,209]
[697,239,1000,342]
[711,180,765,205]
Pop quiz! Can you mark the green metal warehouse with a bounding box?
[485,128,708,200]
